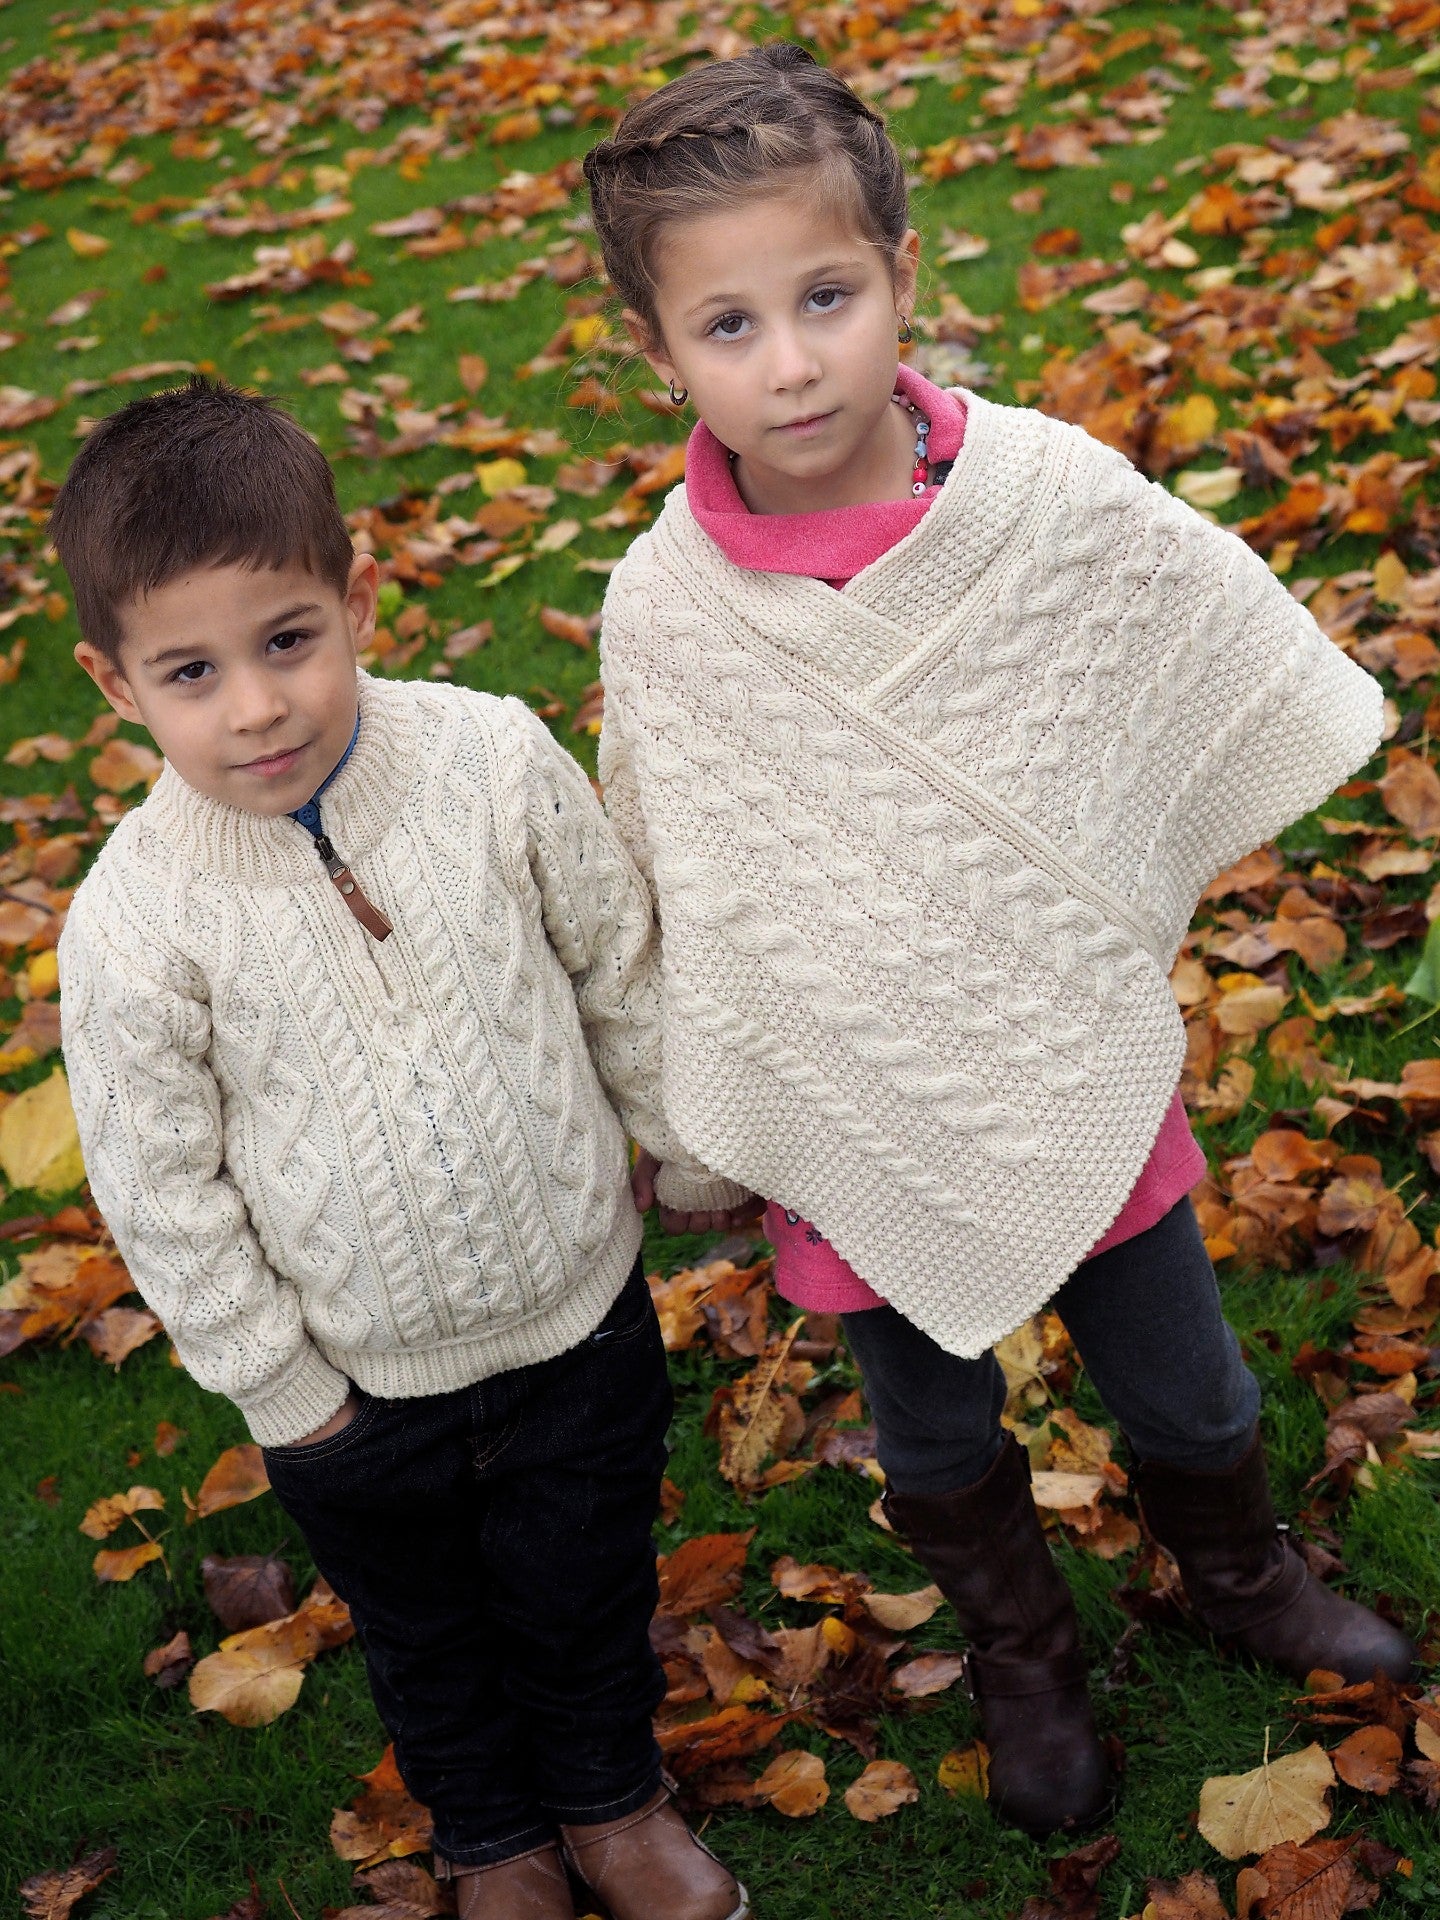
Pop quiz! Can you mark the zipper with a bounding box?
[311,831,393,942]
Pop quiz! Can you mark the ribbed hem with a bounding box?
[239,1343,354,1448]
[654,1162,752,1214]
[317,1211,642,1402]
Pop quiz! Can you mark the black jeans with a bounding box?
[262,1258,671,1866]
[843,1197,1261,1495]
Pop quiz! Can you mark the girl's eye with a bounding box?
[709,312,750,339]
[268,629,310,655]
[807,285,849,313]
[170,660,211,685]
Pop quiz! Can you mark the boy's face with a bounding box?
[76,554,377,816]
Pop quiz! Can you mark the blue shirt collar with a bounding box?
[290,708,360,839]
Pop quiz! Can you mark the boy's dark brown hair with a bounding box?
[49,375,354,664]
[582,43,909,346]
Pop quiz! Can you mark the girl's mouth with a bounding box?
[776,411,836,438]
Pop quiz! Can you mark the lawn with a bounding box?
[1,2,1438,1917]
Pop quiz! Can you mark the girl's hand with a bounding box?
[658,1194,767,1237]
[284,1392,360,1447]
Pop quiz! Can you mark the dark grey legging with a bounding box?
[841,1197,1260,1495]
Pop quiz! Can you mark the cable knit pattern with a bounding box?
[597,391,1384,1358]
[59,674,744,1445]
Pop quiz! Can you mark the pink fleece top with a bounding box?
[686,365,1205,1314]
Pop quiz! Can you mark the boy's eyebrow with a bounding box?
[683,259,868,321]
[141,602,324,670]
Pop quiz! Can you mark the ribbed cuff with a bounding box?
[240,1345,353,1448]
[654,1162,752,1214]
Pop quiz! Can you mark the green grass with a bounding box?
[2,2,1439,1915]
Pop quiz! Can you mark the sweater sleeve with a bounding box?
[58,902,351,1446]
[514,702,751,1214]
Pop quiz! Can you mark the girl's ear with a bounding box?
[894,227,921,323]
[623,308,677,391]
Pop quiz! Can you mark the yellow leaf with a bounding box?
[476,457,527,496]
[93,1539,164,1582]
[184,1442,269,1521]
[754,1749,828,1817]
[67,227,111,257]
[862,1584,944,1631]
[26,949,59,997]
[1197,1741,1335,1860]
[0,1067,85,1195]
[937,1743,989,1799]
[570,315,609,352]
[188,1640,307,1726]
[1373,550,1409,606]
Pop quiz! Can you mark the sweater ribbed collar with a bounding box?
[139,670,417,887]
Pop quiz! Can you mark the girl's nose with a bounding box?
[767,327,822,393]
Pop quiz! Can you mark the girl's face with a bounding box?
[636,186,921,516]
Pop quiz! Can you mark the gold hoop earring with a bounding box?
[897,316,914,345]
[668,378,688,406]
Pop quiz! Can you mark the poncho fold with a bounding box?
[598,391,1384,1357]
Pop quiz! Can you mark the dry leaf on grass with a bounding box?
[1140,1869,1232,1919]
[189,1576,353,1726]
[202,1551,297,1633]
[79,1483,164,1538]
[184,1444,269,1521]
[753,1748,828,1817]
[655,1530,753,1616]
[843,1758,919,1821]
[861,1584,944,1631]
[0,1069,85,1196]
[1329,1723,1402,1793]
[94,1539,165,1583]
[328,1857,451,1919]
[19,1847,118,1920]
[891,1652,969,1698]
[331,1744,435,1868]
[1198,1741,1335,1860]
[143,1630,193,1689]
[937,1743,989,1799]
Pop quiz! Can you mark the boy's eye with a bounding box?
[170,660,211,685]
[268,629,309,654]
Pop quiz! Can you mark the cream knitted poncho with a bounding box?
[59,674,744,1445]
[600,392,1384,1357]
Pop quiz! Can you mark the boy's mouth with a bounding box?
[236,744,309,777]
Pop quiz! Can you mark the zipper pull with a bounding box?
[313,833,393,942]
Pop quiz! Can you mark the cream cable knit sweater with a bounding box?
[59,673,744,1445]
[598,391,1384,1357]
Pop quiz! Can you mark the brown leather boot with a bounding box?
[882,1431,1113,1838]
[1133,1427,1416,1685]
[433,1842,576,1919]
[560,1785,748,1920]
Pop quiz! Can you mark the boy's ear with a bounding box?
[74,641,145,726]
[344,551,379,655]
[622,308,677,392]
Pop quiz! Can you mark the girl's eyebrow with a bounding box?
[683,259,868,323]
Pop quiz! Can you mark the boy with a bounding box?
[54,378,751,1920]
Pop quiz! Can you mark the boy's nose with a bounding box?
[231,670,289,732]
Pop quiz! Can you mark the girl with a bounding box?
[585,43,1416,1839]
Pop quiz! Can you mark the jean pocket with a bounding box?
[262,1391,380,1467]
[586,1263,654,1347]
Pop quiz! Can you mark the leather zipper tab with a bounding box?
[314,833,393,941]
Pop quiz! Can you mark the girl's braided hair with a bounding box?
[582,43,909,340]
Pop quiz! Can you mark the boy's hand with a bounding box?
[284,1391,360,1447]
[630,1146,661,1213]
